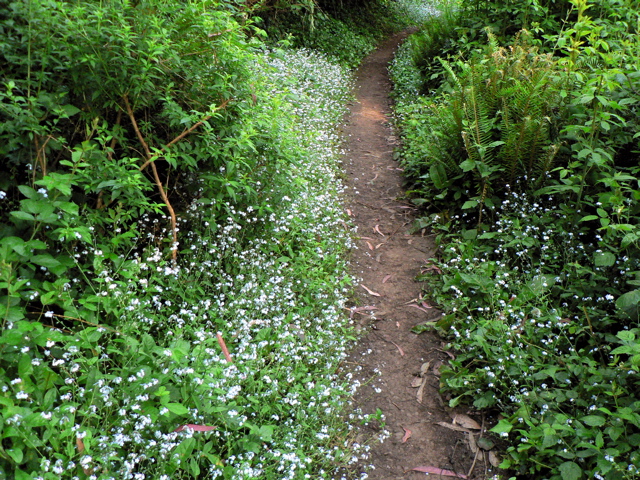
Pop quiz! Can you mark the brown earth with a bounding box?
[341,32,492,480]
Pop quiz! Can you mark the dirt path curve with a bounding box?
[342,32,484,480]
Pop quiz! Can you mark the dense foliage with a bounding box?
[391,0,640,479]
[0,0,429,478]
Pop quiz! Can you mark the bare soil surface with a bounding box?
[342,32,489,480]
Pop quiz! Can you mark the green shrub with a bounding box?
[399,30,570,220]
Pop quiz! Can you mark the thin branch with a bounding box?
[123,94,178,261]
[138,98,229,171]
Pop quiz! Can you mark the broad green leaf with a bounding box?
[490,419,512,435]
[559,461,582,480]
[166,403,189,415]
[581,415,606,427]
[429,164,448,189]
[594,251,616,267]
[17,185,37,199]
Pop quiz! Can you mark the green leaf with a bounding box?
[166,403,189,415]
[616,290,640,320]
[31,255,62,269]
[559,461,582,480]
[490,419,512,435]
[581,415,606,427]
[411,322,437,334]
[7,447,23,464]
[461,200,478,210]
[429,164,448,189]
[61,104,81,117]
[17,185,37,199]
[594,251,616,267]
[10,211,35,222]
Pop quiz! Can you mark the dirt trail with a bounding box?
[343,32,486,480]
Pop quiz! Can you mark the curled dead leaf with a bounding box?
[410,466,467,478]
[453,413,481,430]
[361,284,381,297]
[382,274,392,283]
[416,376,427,403]
[410,376,423,388]
[174,424,217,433]
[488,451,501,468]
[435,421,472,433]
[366,241,374,251]
[401,426,412,443]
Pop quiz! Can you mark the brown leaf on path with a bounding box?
[174,424,217,433]
[374,225,385,236]
[488,451,501,467]
[435,422,472,433]
[416,376,427,403]
[348,305,379,318]
[375,242,385,249]
[390,339,405,356]
[382,274,392,283]
[410,376,423,388]
[407,304,430,314]
[410,466,468,478]
[346,208,353,216]
[467,431,479,454]
[421,301,433,309]
[361,284,381,297]
[401,426,412,443]
[453,413,481,430]
[419,361,431,377]
[366,241,375,251]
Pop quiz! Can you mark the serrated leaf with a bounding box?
[490,419,512,435]
[594,251,616,267]
[559,461,582,480]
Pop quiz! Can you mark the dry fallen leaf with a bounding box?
[382,274,392,283]
[361,284,381,297]
[346,209,353,216]
[374,225,385,236]
[453,413,481,430]
[401,426,412,443]
[467,432,478,454]
[366,241,374,251]
[419,361,431,377]
[407,304,430,314]
[174,424,217,433]
[421,301,433,309]
[435,421,472,433]
[410,466,468,478]
[416,377,427,403]
[410,376,423,388]
[488,451,501,468]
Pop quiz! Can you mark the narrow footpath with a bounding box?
[343,32,487,480]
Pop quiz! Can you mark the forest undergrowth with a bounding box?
[390,1,640,479]
[0,0,433,478]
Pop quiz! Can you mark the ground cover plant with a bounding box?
[0,0,412,477]
[392,0,640,478]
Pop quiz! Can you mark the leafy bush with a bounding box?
[0,0,372,477]
[398,31,570,220]
[421,192,640,479]
[392,1,640,479]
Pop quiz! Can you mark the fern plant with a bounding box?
[399,29,570,221]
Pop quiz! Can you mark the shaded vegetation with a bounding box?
[391,0,640,478]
